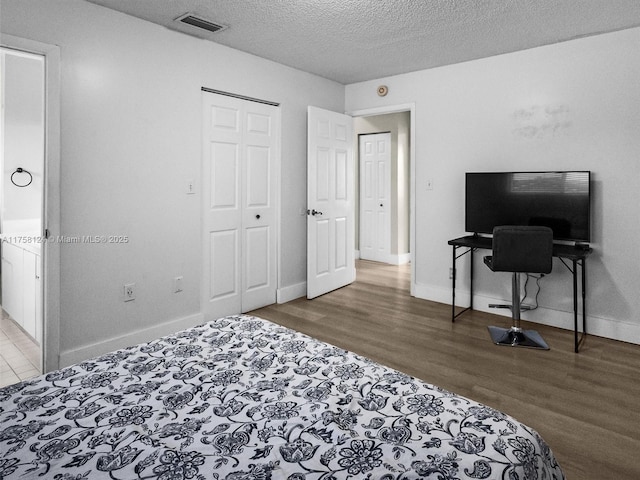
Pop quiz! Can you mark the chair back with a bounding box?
[490,225,553,273]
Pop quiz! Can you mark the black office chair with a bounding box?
[484,225,553,349]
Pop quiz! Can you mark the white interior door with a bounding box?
[359,132,391,262]
[307,106,355,299]
[202,92,279,318]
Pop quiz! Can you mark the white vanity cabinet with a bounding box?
[1,239,41,342]
[1,241,24,322]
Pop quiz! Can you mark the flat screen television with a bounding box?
[465,171,591,243]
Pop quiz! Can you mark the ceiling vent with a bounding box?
[174,13,228,34]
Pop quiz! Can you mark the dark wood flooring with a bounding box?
[251,260,640,480]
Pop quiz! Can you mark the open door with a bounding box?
[307,106,355,299]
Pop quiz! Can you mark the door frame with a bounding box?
[1,34,61,372]
[347,103,416,296]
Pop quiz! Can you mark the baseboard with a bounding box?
[413,282,640,346]
[277,281,307,304]
[395,253,411,265]
[413,282,453,306]
[58,312,205,368]
[359,253,411,265]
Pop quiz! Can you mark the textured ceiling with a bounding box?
[86,0,640,84]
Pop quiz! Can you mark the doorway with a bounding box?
[0,46,45,385]
[355,112,411,269]
[305,104,415,299]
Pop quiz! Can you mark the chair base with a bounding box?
[487,325,550,350]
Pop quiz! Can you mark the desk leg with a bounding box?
[451,245,473,322]
[573,259,579,353]
[470,248,474,311]
[451,246,456,322]
[581,258,587,347]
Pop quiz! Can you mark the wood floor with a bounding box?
[251,260,640,480]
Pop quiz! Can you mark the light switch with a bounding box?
[173,276,184,293]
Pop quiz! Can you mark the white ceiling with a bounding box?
[86,0,640,84]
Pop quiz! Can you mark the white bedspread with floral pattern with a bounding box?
[0,315,564,479]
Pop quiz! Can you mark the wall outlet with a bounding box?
[173,276,184,293]
[124,283,136,302]
[186,179,196,195]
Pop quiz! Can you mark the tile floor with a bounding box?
[0,308,41,388]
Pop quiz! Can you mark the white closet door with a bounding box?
[202,92,279,318]
[359,132,391,262]
[241,102,279,311]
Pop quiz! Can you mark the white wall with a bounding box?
[346,27,640,344]
[1,0,345,366]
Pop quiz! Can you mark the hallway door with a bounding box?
[307,106,355,299]
[359,132,391,262]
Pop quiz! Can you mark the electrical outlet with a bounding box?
[173,276,184,293]
[124,283,136,302]
[186,179,195,195]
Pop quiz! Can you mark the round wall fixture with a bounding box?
[377,85,388,97]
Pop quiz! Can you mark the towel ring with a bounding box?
[11,168,33,188]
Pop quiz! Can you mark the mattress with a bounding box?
[0,315,564,479]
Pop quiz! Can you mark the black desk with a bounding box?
[448,235,592,352]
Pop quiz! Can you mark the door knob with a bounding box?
[380,203,384,207]
[307,209,323,216]
[256,214,261,219]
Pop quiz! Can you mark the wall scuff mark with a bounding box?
[512,105,571,139]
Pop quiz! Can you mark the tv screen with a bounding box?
[465,171,591,243]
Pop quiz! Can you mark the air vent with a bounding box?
[175,13,228,34]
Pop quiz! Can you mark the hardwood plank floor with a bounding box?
[251,260,640,480]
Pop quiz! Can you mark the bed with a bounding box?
[0,315,564,479]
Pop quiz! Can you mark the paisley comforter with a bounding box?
[0,315,564,479]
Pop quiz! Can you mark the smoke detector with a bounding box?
[174,13,228,35]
